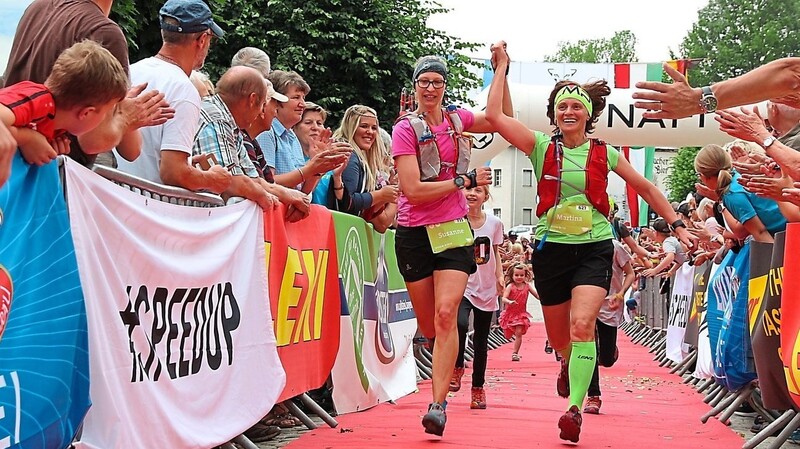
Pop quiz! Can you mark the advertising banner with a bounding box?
[330,213,417,414]
[0,155,89,448]
[65,160,284,449]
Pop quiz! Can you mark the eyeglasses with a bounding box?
[416,79,446,89]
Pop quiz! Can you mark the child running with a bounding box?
[499,263,538,361]
[450,184,504,409]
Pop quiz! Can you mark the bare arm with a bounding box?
[741,215,774,243]
[470,42,514,133]
[642,252,675,277]
[395,155,491,204]
[494,244,504,296]
[484,51,537,156]
[159,150,231,194]
[613,154,694,248]
[633,58,800,119]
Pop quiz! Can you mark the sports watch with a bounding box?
[453,176,466,190]
[670,219,687,231]
[699,86,718,113]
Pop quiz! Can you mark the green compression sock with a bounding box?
[568,341,597,409]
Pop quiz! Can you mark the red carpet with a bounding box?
[287,323,744,448]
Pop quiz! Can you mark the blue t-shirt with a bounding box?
[722,172,786,234]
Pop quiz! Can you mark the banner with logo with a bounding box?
[693,264,720,379]
[751,233,793,410]
[747,241,772,337]
[781,224,800,408]
[708,242,756,391]
[684,261,711,349]
[0,155,89,449]
[330,213,417,414]
[64,160,284,449]
[666,263,694,363]
[263,204,341,402]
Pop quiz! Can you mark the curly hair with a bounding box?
[505,263,533,286]
[546,79,611,134]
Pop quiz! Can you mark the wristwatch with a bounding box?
[453,176,466,190]
[699,86,718,113]
[670,219,687,231]
[762,136,777,149]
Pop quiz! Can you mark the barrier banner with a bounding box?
[708,242,757,391]
[693,263,719,379]
[752,233,793,410]
[263,204,341,401]
[0,155,89,448]
[666,263,693,363]
[781,224,800,408]
[330,213,417,414]
[684,261,711,349]
[747,241,772,337]
[64,160,284,449]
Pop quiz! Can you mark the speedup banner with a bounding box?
[64,160,284,449]
[330,213,417,414]
[0,155,90,449]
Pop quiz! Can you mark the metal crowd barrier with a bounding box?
[62,158,337,447]
[620,265,799,449]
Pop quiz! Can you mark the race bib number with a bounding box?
[546,200,593,235]
[426,218,474,254]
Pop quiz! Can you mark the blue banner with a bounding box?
[0,155,89,448]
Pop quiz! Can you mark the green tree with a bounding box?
[680,0,800,87]
[667,147,700,203]
[544,30,638,63]
[111,0,482,125]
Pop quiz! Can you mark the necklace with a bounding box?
[155,52,180,67]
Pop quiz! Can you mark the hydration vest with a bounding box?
[395,105,472,181]
[536,136,611,219]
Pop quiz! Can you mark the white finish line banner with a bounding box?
[64,160,285,449]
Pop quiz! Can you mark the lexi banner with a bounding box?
[0,155,89,449]
[63,160,284,449]
[263,204,341,402]
[330,212,417,414]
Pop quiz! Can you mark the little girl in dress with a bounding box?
[499,263,538,361]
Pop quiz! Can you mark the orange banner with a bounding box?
[264,204,341,401]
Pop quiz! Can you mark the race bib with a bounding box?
[426,218,474,254]
[546,200,593,235]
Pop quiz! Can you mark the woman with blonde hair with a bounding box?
[694,144,785,243]
[331,105,398,232]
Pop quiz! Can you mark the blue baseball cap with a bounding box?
[159,0,224,38]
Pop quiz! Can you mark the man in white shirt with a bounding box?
[116,0,230,194]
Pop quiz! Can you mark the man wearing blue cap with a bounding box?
[116,0,231,195]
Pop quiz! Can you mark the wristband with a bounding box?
[333,184,344,191]
[493,62,510,76]
[297,168,306,183]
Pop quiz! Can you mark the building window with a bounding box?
[522,169,533,187]
[493,208,501,219]
[493,169,502,187]
[522,208,533,225]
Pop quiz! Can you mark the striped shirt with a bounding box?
[192,94,258,178]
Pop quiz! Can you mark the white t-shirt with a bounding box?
[116,57,201,184]
[662,235,687,265]
[464,214,504,312]
[598,240,632,327]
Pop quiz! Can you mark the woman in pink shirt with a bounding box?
[391,51,512,437]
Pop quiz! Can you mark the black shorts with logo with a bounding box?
[532,239,614,306]
[395,224,476,283]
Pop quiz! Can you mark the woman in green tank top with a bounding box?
[484,41,693,444]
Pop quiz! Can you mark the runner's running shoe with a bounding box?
[557,358,570,398]
[470,387,487,409]
[449,367,465,392]
[422,402,447,436]
[583,396,602,414]
[558,405,583,443]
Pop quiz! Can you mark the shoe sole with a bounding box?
[449,385,460,392]
[422,413,446,436]
[583,407,599,415]
[558,413,581,443]
[470,404,487,409]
